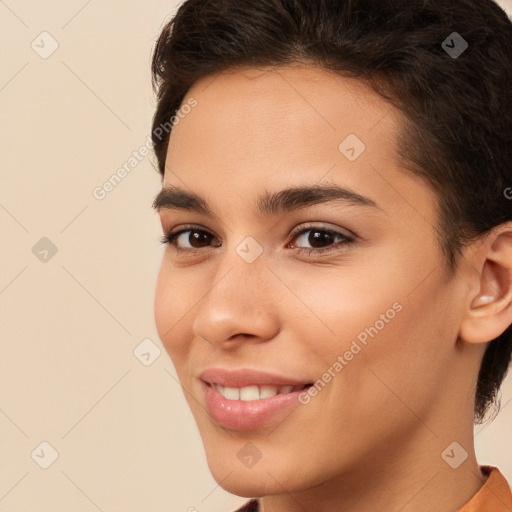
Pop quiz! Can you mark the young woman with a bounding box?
[150,1,512,510]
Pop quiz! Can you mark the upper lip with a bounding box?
[200,368,312,388]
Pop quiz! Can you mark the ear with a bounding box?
[458,222,512,344]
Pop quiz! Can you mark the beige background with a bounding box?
[1,1,511,511]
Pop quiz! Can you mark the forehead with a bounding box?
[179,64,397,145]
[188,63,390,119]
[163,63,437,226]
[168,64,398,169]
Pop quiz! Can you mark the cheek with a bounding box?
[338,295,451,431]
[281,263,404,356]
[286,256,448,410]
[154,261,193,361]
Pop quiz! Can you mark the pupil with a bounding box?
[191,231,210,247]
[310,230,332,248]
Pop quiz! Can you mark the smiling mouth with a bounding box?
[205,382,313,401]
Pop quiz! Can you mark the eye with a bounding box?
[160,225,220,253]
[160,223,355,256]
[288,224,355,255]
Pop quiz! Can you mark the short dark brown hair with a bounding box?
[150,0,512,424]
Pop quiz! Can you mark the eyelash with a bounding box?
[159,223,355,257]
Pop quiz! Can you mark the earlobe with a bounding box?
[459,224,512,344]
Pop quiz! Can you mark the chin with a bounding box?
[205,448,311,498]
[214,478,266,498]
[208,466,280,498]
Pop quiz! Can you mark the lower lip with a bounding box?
[202,381,307,430]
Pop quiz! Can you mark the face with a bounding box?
[154,64,470,497]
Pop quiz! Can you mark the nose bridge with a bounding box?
[212,232,270,298]
[192,235,279,344]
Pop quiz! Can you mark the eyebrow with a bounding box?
[152,183,381,217]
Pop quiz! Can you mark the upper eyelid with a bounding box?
[289,223,354,239]
[167,222,352,236]
[166,223,355,245]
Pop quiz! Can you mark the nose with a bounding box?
[192,243,280,349]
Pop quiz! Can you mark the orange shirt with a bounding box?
[458,465,512,512]
[234,466,512,512]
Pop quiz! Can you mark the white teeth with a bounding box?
[239,385,260,401]
[223,387,240,400]
[213,383,299,401]
[260,385,279,398]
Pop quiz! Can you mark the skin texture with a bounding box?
[153,64,512,512]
